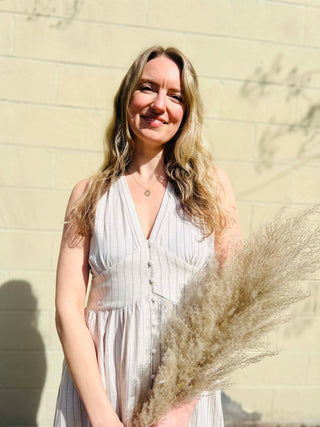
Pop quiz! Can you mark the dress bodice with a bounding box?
[87,175,214,310]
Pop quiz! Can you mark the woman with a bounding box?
[54,46,241,427]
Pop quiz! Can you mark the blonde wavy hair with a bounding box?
[69,46,228,239]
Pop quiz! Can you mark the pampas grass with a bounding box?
[132,206,320,427]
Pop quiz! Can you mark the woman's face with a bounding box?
[128,56,185,149]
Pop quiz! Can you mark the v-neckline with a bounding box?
[120,174,170,243]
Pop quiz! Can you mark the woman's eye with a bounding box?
[170,94,183,103]
[140,85,153,92]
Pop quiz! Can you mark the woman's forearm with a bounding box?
[56,309,123,427]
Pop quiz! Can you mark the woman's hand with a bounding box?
[151,399,198,427]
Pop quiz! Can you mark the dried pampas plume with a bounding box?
[132,206,320,427]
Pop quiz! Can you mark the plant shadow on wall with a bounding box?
[239,54,320,324]
[26,0,85,28]
[0,281,46,426]
[219,55,320,423]
[239,53,320,197]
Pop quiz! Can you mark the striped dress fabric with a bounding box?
[54,175,224,427]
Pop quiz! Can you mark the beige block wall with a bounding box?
[0,0,319,425]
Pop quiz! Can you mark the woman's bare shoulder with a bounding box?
[212,166,236,205]
[72,178,90,198]
[69,178,90,202]
[65,178,90,216]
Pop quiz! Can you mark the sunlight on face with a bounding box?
[128,56,185,149]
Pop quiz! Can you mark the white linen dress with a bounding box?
[54,175,224,426]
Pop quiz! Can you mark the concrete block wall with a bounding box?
[0,0,319,425]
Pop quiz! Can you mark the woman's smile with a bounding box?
[128,55,185,148]
[141,114,167,127]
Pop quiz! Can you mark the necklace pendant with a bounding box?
[144,189,151,197]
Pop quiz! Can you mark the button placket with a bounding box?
[147,240,159,380]
[147,240,154,287]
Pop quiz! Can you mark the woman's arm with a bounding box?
[55,180,124,427]
[213,166,242,264]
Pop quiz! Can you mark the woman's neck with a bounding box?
[129,147,166,180]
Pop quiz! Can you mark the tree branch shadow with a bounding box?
[239,54,320,197]
[26,0,85,28]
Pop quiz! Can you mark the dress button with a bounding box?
[148,241,152,248]
[151,349,157,355]
[148,260,153,267]
[151,374,156,380]
[149,278,154,285]
[151,297,156,303]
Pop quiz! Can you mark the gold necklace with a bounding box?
[129,172,158,197]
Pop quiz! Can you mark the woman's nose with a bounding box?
[150,92,166,113]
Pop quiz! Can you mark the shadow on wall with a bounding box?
[222,391,261,425]
[0,280,47,426]
[239,54,320,198]
[27,0,84,28]
[238,55,319,336]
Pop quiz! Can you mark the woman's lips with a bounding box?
[142,115,167,128]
